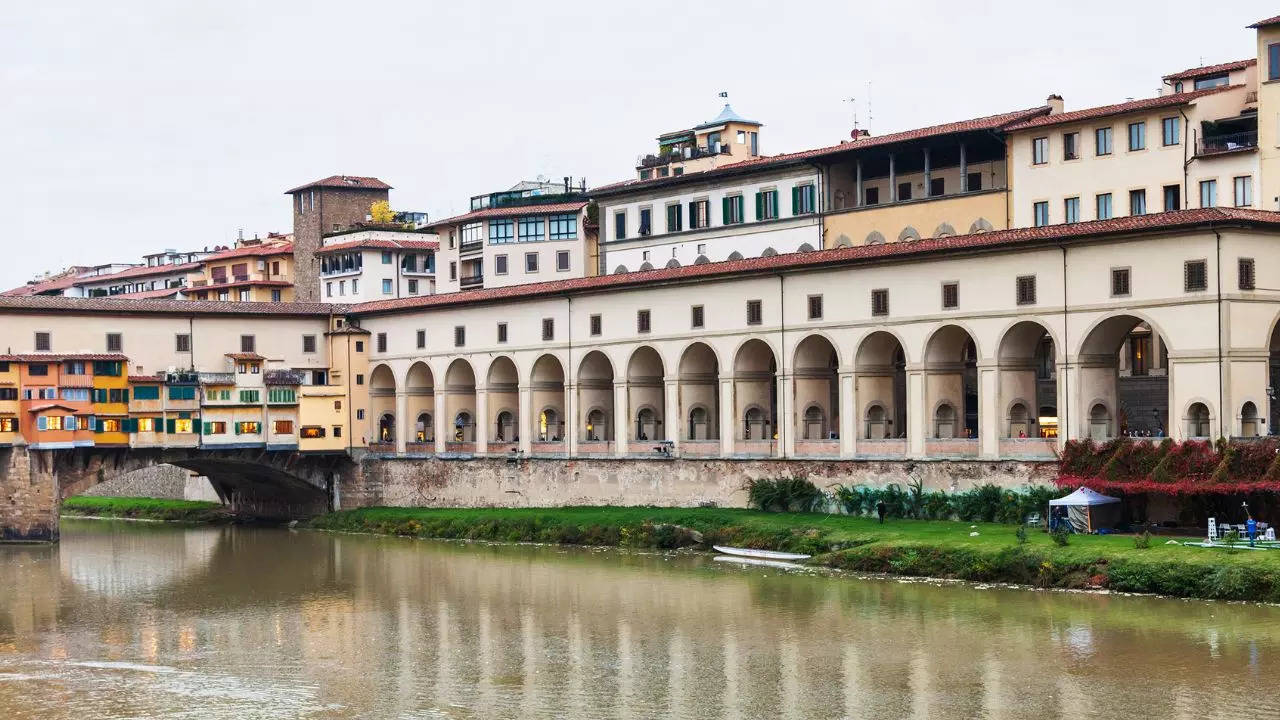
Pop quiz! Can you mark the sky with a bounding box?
[1,0,1276,290]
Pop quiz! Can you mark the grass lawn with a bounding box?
[309,506,1280,601]
[61,496,230,523]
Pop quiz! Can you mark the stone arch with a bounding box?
[933,401,958,439]
[369,364,397,446]
[377,413,396,444]
[583,406,608,442]
[415,411,434,443]
[897,226,920,242]
[996,319,1059,441]
[969,217,994,233]
[1088,401,1112,441]
[864,402,889,439]
[694,254,711,265]
[444,358,477,443]
[801,403,827,440]
[664,258,681,269]
[932,222,956,238]
[627,346,666,442]
[734,339,778,443]
[485,356,520,443]
[531,354,566,443]
[923,324,980,441]
[678,341,720,441]
[1076,312,1172,438]
[761,247,778,258]
[613,265,629,274]
[793,333,839,445]
[728,251,744,261]
[1006,399,1032,438]
[406,361,434,445]
[797,242,816,253]
[865,231,886,245]
[855,331,908,440]
[835,234,853,248]
[1240,401,1261,438]
[577,351,614,443]
[687,403,713,441]
[1183,400,1213,439]
[638,261,654,271]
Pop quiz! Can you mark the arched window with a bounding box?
[688,406,710,440]
[865,231,885,245]
[1007,403,1030,438]
[1089,403,1110,441]
[415,412,433,442]
[797,243,816,253]
[969,217,994,234]
[538,408,561,442]
[933,222,955,238]
[494,410,514,442]
[803,405,825,439]
[744,406,768,440]
[665,258,681,269]
[613,265,629,274]
[1241,401,1260,438]
[835,234,853,248]
[378,413,395,443]
[694,255,710,265]
[585,408,607,441]
[761,247,778,257]
[638,261,654,271]
[454,411,475,442]
[727,251,744,261]
[865,404,887,439]
[1187,402,1211,438]
[934,403,957,439]
[898,226,920,242]
[635,407,658,441]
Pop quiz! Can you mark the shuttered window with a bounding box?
[691,305,704,329]
[1184,260,1208,292]
[1016,275,1037,305]
[746,300,763,325]
[871,289,889,317]
[1111,268,1131,296]
[807,295,823,320]
[589,314,602,336]
[637,309,651,333]
[1239,258,1256,291]
[941,282,959,309]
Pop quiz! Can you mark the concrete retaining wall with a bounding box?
[340,456,1057,510]
[80,464,221,502]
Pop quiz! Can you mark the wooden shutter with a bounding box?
[165,418,176,434]
[755,192,763,220]
[722,197,731,224]
[791,187,800,215]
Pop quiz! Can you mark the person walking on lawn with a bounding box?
[876,500,887,524]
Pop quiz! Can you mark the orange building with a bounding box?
[186,238,295,302]
[7,354,125,449]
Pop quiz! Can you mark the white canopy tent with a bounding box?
[1049,487,1122,533]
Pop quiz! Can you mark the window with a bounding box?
[1064,196,1080,224]
[614,211,626,240]
[355,340,364,352]
[382,279,393,294]
[807,295,823,320]
[723,194,745,224]
[793,184,816,214]
[106,333,122,353]
[239,389,260,403]
[1032,136,1048,164]
[132,385,160,400]
[490,219,514,244]
[29,363,48,376]
[745,299,763,326]
[454,326,465,347]
[355,374,364,385]
[236,421,261,435]
[268,388,295,404]
[300,426,325,439]
[541,318,554,341]
[461,222,483,245]
[497,322,508,343]
[416,329,426,349]
[1095,127,1113,156]
[381,251,393,264]
[632,309,651,334]
[35,332,50,351]
[966,172,982,191]
[449,262,457,281]
[1193,74,1229,90]
[549,214,576,241]
[1111,267,1131,297]
[517,217,545,242]
[1163,184,1180,212]
[525,252,539,273]
[0,418,16,433]
[941,282,958,309]
[168,385,196,400]
[688,199,710,229]
[1184,259,1208,292]
[1129,189,1147,216]
[240,335,255,353]
[897,182,912,201]
[1239,258,1256,291]
[376,332,387,353]
[1033,201,1049,227]
[1063,132,1079,160]
[638,208,652,236]
[176,334,191,352]
[1200,179,1218,207]
[408,279,418,294]
[356,409,365,420]
[1128,122,1145,151]
[1096,193,1113,220]
[1161,117,1180,146]
[556,250,570,272]
[1234,176,1253,207]
[303,335,316,353]
[238,289,251,302]
[864,187,880,205]
[665,202,686,229]
[691,305,705,329]
[333,425,342,438]
[929,177,944,197]
[136,418,155,432]
[589,314,602,336]
[871,289,889,317]
[1016,275,1037,306]
[756,189,779,220]
[697,243,706,255]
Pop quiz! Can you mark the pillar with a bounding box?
[475,384,489,455]
[613,381,628,457]
[839,371,856,458]
[433,391,447,454]
[979,362,999,458]
[664,377,680,453]
[855,160,863,207]
[719,378,735,457]
[394,390,408,454]
[566,383,579,457]
[1,448,58,542]
[907,366,926,457]
[888,153,897,203]
[518,384,533,455]
[922,147,931,197]
[959,143,968,192]
[778,373,794,458]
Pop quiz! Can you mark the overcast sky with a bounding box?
[2,0,1274,289]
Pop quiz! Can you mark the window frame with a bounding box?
[1031,136,1048,165]
[1161,116,1181,146]
[807,294,823,320]
[1127,121,1146,151]
[745,299,763,326]
[541,317,555,341]
[691,305,705,329]
[1110,267,1131,297]
[941,282,959,310]
[1184,259,1208,292]
[637,309,651,334]
[1239,257,1256,291]
[1062,131,1080,161]
[589,314,602,337]
[871,289,889,317]
[1095,126,1113,156]
[1015,275,1037,306]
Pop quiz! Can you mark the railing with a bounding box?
[198,372,235,385]
[265,370,305,386]
[1197,131,1258,156]
[166,372,200,385]
[459,240,483,255]
[460,273,484,287]
[191,280,207,287]
[232,274,250,282]
[638,145,725,168]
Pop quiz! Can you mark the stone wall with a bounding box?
[78,464,222,502]
[340,456,1057,510]
[0,448,57,541]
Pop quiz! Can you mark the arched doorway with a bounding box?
[688,406,712,440]
[997,320,1059,453]
[626,346,665,447]
[802,405,826,439]
[1089,402,1111,441]
[369,364,397,448]
[1007,402,1030,438]
[577,351,613,447]
[494,410,515,442]
[855,332,907,450]
[377,412,395,444]
[530,354,566,448]
[793,334,838,451]
[678,342,719,447]
[584,408,607,442]
[444,359,476,446]
[933,402,958,438]
[734,339,777,452]
[453,411,475,442]
[1185,402,1211,438]
[406,362,434,447]
[923,325,978,455]
[415,412,433,443]
[1241,401,1261,438]
[486,356,518,447]
[1077,315,1170,439]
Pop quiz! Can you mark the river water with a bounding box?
[1,519,1277,719]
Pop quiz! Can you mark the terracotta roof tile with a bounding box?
[1163,58,1255,81]
[0,295,344,316]
[225,352,265,361]
[316,237,438,254]
[112,287,183,300]
[128,375,165,383]
[1003,85,1241,131]
[285,175,392,194]
[426,201,587,229]
[72,261,202,284]
[0,353,128,362]
[189,279,293,292]
[1249,15,1280,28]
[352,208,1280,316]
[203,242,293,261]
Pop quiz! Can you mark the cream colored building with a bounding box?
[316,229,438,302]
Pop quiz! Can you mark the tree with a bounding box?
[369,200,395,224]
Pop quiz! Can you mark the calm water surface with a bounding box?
[1,519,1277,719]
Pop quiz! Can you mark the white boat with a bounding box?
[714,555,807,570]
[713,545,811,561]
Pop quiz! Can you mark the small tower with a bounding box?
[286,175,391,301]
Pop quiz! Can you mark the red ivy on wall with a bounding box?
[1057,437,1280,495]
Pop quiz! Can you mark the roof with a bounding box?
[1249,15,1280,28]
[3,272,82,297]
[0,353,128,362]
[0,295,344,317]
[351,208,1280,316]
[128,375,164,383]
[1050,487,1121,506]
[285,175,392,194]
[1163,58,1255,81]
[25,403,80,413]
[592,105,1051,197]
[112,287,183,300]
[225,352,265,361]
[316,237,438,254]
[425,201,587,229]
[694,103,761,129]
[72,261,202,285]
[1003,84,1241,131]
[202,242,293,262]
[189,279,292,292]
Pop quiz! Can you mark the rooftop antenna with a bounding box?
[718,90,728,100]
[845,96,859,136]
[865,81,874,134]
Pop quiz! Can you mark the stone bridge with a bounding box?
[0,446,358,542]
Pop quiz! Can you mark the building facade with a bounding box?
[316,229,437,303]
[287,175,393,302]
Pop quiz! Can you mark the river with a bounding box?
[1,519,1277,719]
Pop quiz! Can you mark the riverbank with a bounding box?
[60,496,234,524]
[309,506,1280,601]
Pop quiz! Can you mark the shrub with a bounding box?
[1015,525,1028,545]
[746,476,824,512]
[1133,531,1151,549]
[1051,526,1070,546]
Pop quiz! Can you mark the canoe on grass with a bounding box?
[712,545,811,561]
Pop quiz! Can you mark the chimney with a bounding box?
[1046,94,1064,115]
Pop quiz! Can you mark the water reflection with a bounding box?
[0,519,1278,718]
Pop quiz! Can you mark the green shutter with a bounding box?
[124,418,136,433]
[165,418,175,434]
[202,422,211,435]
[722,197,730,224]
[755,192,763,220]
[791,186,800,215]
[122,389,129,403]
[234,422,241,435]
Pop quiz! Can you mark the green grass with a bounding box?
[309,505,1280,601]
[61,496,231,523]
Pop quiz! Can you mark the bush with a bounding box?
[1133,531,1151,549]
[746,476,824,512]
[1051,526,1071,546]
[1015,525,1028,545]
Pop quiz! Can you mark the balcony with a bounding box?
[265,370,304,386]
[637,145,725,169]
[459,240,483,255]
[460,273,484,288]
[198,372,235,385]
[1197,131,1258,156]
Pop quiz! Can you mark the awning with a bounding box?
[1050,487,1121,506]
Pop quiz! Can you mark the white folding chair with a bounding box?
[1266,528,1276,542]
[1207,517,1217,541]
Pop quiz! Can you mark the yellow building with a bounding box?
[187,238,295,302]
[0,358,19,446]
[126,374,165,447]
[90,356,130,447]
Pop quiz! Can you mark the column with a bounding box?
[664,377,680,453]
[888,153,897,203]
[566,383,579,457]
[433,391,447,454]
[1061,358,1081,444]
[839,371,856,458]
[907,366,926,457]
[855,160,863,207]
[394,391,408,454]
[613,381,629,457]
[778,373,794,458]
[719,378,735,457]
[978,362,999,458]
[518,385,533,455]
[922,147,931,197]
[959,142,968,192]
[475,384,489,455]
